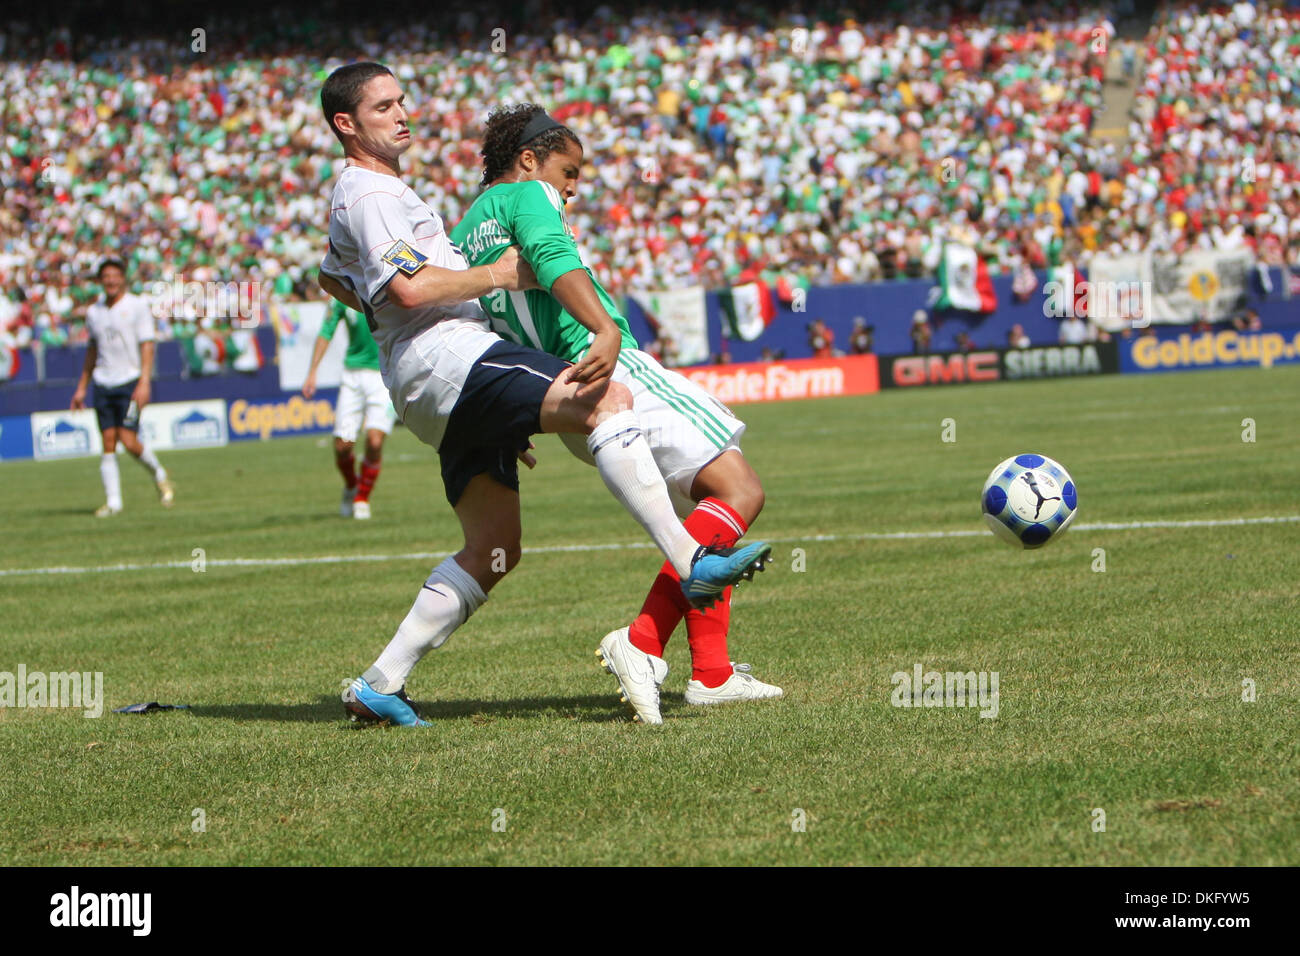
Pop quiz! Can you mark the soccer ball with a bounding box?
[981,454,1077,549]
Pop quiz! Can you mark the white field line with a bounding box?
[1,515,1297,578]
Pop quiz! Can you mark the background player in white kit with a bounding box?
[315,62,770,726]
[302,298,397,520]
[70,259,174,517]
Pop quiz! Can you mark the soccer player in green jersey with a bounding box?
[449,104,783,723]
[302,298,397,520]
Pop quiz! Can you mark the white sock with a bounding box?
[363,557,486,694]
[135,444,166,482]
[587,410,698,577]
[100,454,122,510]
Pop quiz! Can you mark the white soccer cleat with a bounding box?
[94,503,122,518]
[340,487,356,517]
[352,500,371,520]
[596,627,668,725]
[157,479,175,508]
[684,663,783,706]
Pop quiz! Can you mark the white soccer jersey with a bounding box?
[86,292,155,388]
[321,165,498,450]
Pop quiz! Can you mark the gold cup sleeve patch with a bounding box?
[382,240,429,276]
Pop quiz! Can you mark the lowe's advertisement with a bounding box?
[2,398,311,462]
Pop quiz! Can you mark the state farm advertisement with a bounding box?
[681,354,879,404]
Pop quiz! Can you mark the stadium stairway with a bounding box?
[1090,6,1155,149]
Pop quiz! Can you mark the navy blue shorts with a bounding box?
[439,340,572,506]
[92,379,139,432]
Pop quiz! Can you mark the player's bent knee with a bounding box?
[591,381,633,422]
[540,380,635,435]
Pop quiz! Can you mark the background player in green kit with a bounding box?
[302,298,397,520]
[450,104,783,724]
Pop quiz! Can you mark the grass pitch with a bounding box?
[1,365,1297,866]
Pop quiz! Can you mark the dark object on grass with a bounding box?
[112,702,193,714]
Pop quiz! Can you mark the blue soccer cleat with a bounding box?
[681,541,772,610]
[342,677,429,727]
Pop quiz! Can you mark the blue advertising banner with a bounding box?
[0,414,33,462]
[227,393,338,442]
[1121,324,1300,374]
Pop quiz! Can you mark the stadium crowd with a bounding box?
[1,1,1297,352]
[1124,1,1299,266]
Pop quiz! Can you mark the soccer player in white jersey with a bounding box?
[70,259,174,516]
[315,62,770,726]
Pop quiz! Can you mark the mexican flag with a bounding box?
[934,243,997,313]
[719,280,776,341]
[225,328,264,373]
[179,328,263,375]
[179,331,225,376]
[775,274,810,306]
[1049,263,1088,318]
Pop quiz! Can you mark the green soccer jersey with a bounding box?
[449,180,637,363]
[320,299,381,370]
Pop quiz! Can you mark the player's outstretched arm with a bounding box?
[550,268,621,386]
[387,247,537,310]
[503,182,618,385]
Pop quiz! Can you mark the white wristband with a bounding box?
[487,263,498,289]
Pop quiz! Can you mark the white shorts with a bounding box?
[334,366,397,440]
[384,317,499,451]
[561,348,746,517]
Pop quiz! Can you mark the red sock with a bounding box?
[628,498,747,690]
[355,458,381,503]
[337,452,358,490]
[685,585,736,689]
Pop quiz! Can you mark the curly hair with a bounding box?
[480,103,582,188]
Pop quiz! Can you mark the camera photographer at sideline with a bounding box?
[850,317,874,354]
[808,318,834,358]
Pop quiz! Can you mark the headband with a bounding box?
[516,112,563,151]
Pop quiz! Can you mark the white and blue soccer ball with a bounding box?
[981,454,1077,549]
